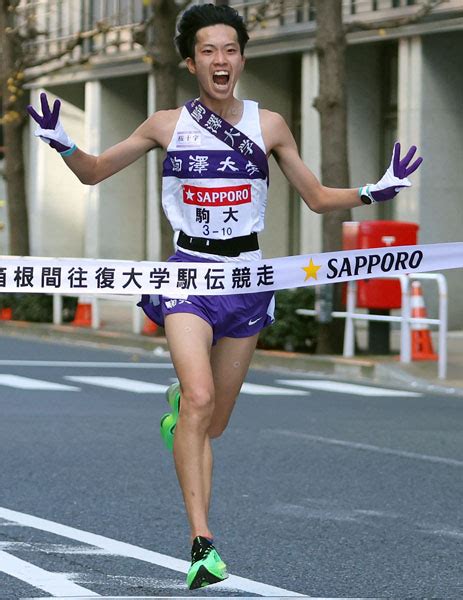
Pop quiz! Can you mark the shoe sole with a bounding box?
[188,564,228,590]
[160,384,180,452]
[159,412,175,451]
[166,383,180,416]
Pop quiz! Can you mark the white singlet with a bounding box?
[162,100,269,262]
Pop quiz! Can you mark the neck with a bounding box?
[198,94,241,119]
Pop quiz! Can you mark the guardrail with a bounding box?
[296,273,448,379]
[53,293,143,335]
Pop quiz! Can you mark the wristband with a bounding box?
[359,185,373,205]
[60,144,78,157]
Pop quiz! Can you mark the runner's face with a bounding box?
[186,25,245,101]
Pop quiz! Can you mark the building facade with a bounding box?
[15,0,463,324]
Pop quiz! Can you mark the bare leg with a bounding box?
[208,334,259,439]
[165,316,258,543]
[165,313,215,542]
[200,335,258,518]
[203,439,213,517]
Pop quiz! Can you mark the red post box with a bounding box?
[343,220,419,309]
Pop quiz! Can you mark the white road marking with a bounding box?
[169,377,309,397]
[240,382,309,396]
[0,549,99,597]
[62,377,309,396]
[0,507,305,597]
[55,572,189,589]
[0,375,79,391]
[420,526,463,539]
[0,541,110,555]
[277,379,422,397]
[24,597,314,600]
[270,429,463,467]
[65,376,167,394]
[0,361,172,368]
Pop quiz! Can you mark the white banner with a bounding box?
[0,242,461,296]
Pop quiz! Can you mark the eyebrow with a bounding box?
[198,41,239,49]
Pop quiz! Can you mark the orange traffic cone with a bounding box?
[410,281,437,361]
[72,297,92,327]
[0,308,13,320]
[142,316,158,335]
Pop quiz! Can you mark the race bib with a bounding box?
[182,183,252,238]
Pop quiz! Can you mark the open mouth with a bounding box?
[212,71,230,86]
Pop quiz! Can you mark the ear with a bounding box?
[186,57,196,75]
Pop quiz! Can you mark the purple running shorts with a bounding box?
[138,250,275,345]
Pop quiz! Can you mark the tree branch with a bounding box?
[23,22,112,69]
[246,0,280,31]
[346,0,449,33]
[23,41,119,84]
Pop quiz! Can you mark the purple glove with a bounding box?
[360,142,423,204]
[27,92,75,154]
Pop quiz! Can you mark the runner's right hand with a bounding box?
[27,92,76,154]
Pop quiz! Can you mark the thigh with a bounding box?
[164,312,214,396]
[209,334,259,434]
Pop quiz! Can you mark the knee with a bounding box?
[181,387,215,422]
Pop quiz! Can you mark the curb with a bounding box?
[1,320,462,397]
[0,321,375,379]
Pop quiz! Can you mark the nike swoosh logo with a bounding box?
[248,317,263,326]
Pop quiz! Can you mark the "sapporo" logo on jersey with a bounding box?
[183,184,252,206]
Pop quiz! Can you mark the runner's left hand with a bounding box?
[359,142,423,203]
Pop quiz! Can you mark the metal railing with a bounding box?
[343,273,448,379]
[16,0,149,62]
[232,0,417,26]
[229,0,463,28]
[297,273,448,379]
[16,0,463,64]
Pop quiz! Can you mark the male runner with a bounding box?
[28,3,422,590]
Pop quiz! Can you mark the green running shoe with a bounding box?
[166,382,180,416]
[159,383,180,451]
[186,536,228,590]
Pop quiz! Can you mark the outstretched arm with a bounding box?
[27,92,175,185]
[263,111,422,213]
[60,125,158,185]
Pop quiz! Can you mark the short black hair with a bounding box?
[175,3,249,60]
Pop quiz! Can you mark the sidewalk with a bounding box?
[1,298,462,397]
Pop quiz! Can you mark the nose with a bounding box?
[214,49,226,64]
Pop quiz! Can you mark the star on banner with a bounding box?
[302,258,321,281]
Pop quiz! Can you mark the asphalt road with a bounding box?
[0,335,462,599]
